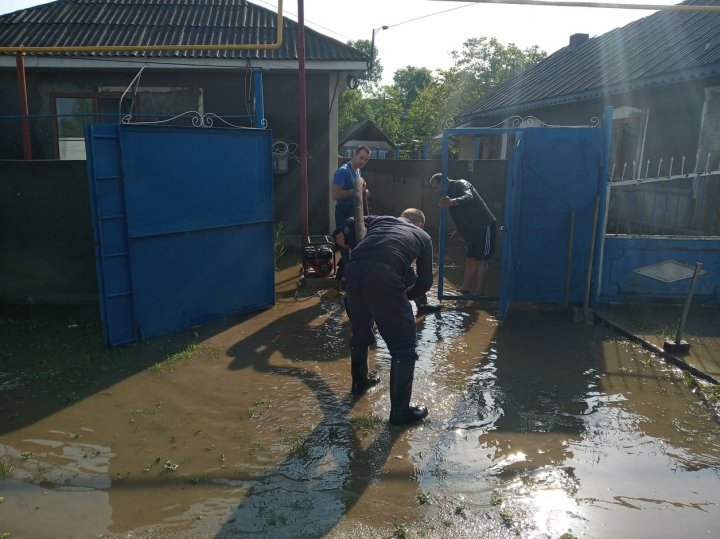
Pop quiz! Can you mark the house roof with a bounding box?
[339,119,396,149]
[456,0,720,125]
[0,0,367,64]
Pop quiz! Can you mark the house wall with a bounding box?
[0,160,97,304]
[0,67,332,236]
[264,72,332,237]
[0,71,24,158]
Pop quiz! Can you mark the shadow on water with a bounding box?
[214,295,482,537]
[0,304,239,437]
[0,256,311,439]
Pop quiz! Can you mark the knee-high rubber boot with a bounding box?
[351,346,379,395]
[389,358,428,426]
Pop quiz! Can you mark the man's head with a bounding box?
[429,173,444,195]
[400,208,426,228]
[351,146,371,170]
[332,218,357,249]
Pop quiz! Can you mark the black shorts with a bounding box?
[466,221,496,260]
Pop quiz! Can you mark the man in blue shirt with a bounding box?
[332,145,371,229]
[334,209,432,427]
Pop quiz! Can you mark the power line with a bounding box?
[253,0,481,42]
[385,3,479,30]
[430,0,720,11]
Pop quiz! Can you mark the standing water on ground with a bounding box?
[1,271,719,538]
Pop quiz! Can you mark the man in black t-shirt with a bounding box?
[430,173,496,296]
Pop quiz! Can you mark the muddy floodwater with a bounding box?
[1,258,720,538]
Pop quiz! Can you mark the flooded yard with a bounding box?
[1,257,720,538]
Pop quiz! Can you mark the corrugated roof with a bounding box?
[457,0,720,124]
[0,0,368,62]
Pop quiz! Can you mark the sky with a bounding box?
[1,0,680,85]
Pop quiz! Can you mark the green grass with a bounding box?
[0,458,13,478]
[392,522,409,538]
[350,414,384,433]
[151,343,198,373]
[500,510,513,527]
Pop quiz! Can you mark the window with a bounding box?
[610,107,647,180]
[697,87,720,172]
[53,94,135,160]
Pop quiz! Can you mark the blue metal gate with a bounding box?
[438,113,611,317]
[86,123,275,346]
[500,126,608,316]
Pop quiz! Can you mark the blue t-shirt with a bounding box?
[333,162,359,207]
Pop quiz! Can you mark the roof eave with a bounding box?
[456,62,720,126]
[0,55,367,73]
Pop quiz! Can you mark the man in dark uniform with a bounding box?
[333,209,432,426]
[430,173,496,296]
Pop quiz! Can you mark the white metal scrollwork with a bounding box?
[486,115,600,128]
[121,110,247,128]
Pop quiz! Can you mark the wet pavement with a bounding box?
[596,303,720,382]
[1,257,720,538]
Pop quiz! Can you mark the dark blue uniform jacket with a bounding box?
[349,216,433,301]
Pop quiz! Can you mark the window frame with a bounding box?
[50,91,140,159]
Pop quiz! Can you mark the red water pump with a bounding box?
[302,235,336,278]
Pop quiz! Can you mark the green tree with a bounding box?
[347,38,382,94]
[339,35,546,157]
[403,78,450,154]
[446,37,546,118]
[392,66,433,112]
[366,86,403,143]
[401,37,545,150]
[338,89,373,134]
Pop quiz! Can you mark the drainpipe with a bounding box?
[297,0,309,237]
[16,54,32,160]
[252,68,265,129]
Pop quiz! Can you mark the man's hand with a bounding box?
[334,230,347,249]
[449,230,459,241]
[438,196,453,208]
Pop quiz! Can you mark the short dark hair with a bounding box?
[400,208,425,227]
[355,145,371,155]
[332,218,358,249]
[429,173,443,186]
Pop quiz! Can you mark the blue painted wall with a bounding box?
[600,236,720,302]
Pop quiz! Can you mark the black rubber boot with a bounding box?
[351,346,380,395]
[389,358,428,426]
[415,295,441,316]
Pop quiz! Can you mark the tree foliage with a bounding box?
[393,66,433,112]
[338,36,546,157]
[347,38,382,94]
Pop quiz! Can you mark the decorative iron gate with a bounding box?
[86,122,275,346]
